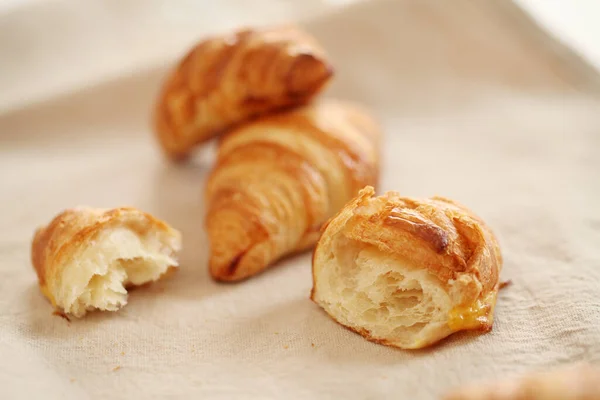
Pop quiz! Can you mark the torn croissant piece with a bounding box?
[154,24,334,161]
[311,186,503,349]
[444,363,600,400]
[31,207,182,318]
[205,99,381,281]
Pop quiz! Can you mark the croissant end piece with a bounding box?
[154,24,334,161]
[205,99,381,282]
[31,207,182,318]
[311,186,503,349]
[444,362,600,400]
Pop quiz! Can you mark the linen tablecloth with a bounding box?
[0,0,599,398]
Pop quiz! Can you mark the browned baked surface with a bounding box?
[205,99,381,282]
[33,208,168,284]
[154,24,333,161]
[444,363,600,400]
[335,189,501,296]
[311,186,503,349]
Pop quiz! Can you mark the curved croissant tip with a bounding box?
[286,53,334,96]
[153,102,192,162]
[208,227,250,281]
[209,252,247,282]
[206,207,270,282]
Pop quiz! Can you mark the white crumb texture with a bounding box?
[53,227,180,317]
[314,235,454,349]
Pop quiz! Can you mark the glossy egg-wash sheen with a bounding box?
[154,25,334,160]
[205,100,381,281]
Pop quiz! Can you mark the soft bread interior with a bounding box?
[315,236,454,349]
[55,227,179,317]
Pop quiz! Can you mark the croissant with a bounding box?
[311,186,503,349]
[154,24,333,161]
[444,363,600,400]
[31,207,182,318]
[205,100,381,281]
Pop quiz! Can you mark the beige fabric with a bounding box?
[1,0,599,399]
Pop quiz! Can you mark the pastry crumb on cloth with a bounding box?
[31,207,182,318]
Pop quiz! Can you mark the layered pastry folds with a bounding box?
[31,207,181,317]
[154,24,333,160]
[311,186,502,349]
[205,99,381,281]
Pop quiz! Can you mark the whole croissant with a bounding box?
[154,24,333,161]
[205,100,381,281]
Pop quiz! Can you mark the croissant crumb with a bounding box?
[32,207,182,318]
[311,186,502,349]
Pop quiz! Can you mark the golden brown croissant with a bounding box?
[205,100,381,281]
[444,363,600,400]
[154,24,333,161]
[311,186,502,349]
[32,207,181,317]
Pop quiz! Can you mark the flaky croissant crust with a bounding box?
[314,186,502,302]
[154,24,334,160]
[311,186,503,348]
[205,100,381,282]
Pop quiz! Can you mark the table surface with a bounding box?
[0,1,599,399]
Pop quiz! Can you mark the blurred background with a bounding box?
[0,0,599,115]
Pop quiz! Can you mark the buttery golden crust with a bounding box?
[311,186,503,349]
[444,363,600,400]
[31,207,181,314]
[205,100,381,281]
[154,24,333,161]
